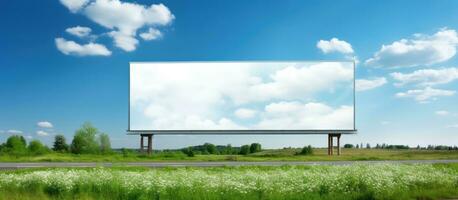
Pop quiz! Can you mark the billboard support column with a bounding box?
[140,135,145,152]
[328,134,342,156]
[147,135,153,155]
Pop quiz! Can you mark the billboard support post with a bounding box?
[328,134,341,156]
[140,134,153,154]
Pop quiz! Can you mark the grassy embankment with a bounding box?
[0,148,457,162]
[0,163,457,200]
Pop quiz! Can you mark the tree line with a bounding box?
[0,122,111,156]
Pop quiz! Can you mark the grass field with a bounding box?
[0,148,457,162]
[0,163,457,200]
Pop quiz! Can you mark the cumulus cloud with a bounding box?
[256,101,353,130]
[395,87,455,103]
[36,130,49,136]
[55,38,111,56]
[7,130,23,134]
[365,28,458,67]
[317,38,354,54]
[391,68,458,87]
[356,77,387,91]
[234,108,257,119]
[66,26,92,37]
[59,0,89,13]
[37,121,53,128]
[59,0,174,52]
[130,62,354,130]
[140,28,162,41]
[435,110,449,116]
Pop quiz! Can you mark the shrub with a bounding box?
[52,135,69,152]
[344,144,354,148]
[249,143,262,153]
[28,140,49,155]
[239,145,250,155]
[298,145,313,155]
[70,122,100,154]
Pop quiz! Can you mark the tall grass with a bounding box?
[0,164,457,200]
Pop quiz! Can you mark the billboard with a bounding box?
[129,61,355,133]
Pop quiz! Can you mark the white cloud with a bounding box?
[140,28,162,41]
[256,101,353,130]
[7,130,23,134]
[380,121,391,125]
[447,124,458,128]
[59,0,174,52]
[36,130,49,136]
[435,110,449,116]
[37,121,53,128]
[66,26,92,37]
[55,38,111,56]
[59,0,89,13]
[317,38,354,54]
[366,28,458,67]
[356,77,387,91]
[395,87,455,103]
[391,68,458,87]
[234,108,257,119]
[25,135,33,139]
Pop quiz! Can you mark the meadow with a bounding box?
[0,164,457,200]
[1,148,457,162]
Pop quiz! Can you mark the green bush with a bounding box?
[298,145,313,155]
[239,145,250,155]
[344,144,354,148]
[28,140,49,155]
[249,143,262,153]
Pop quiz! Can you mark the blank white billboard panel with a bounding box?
[129,61,355,132]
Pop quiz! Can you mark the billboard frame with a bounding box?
[127,60,357,135]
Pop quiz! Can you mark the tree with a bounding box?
[6,135,27,155]
[53,135,69,152]
[249,143,262,153]
[356,144,359,149]
[99,133,111,154]
[182,147,195,157]
[28,140,48,155]
[344,144,354,148]
[71,122,100,154]
[366,143,371,149]
[298,145,313,155]
[240,145,250,155]
[203,143,217,154]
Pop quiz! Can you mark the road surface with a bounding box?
[0,160,457,170]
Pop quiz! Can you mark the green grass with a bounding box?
[0,164,457,200]
[0,148,457,162]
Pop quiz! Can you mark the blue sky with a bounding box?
[0,0,458,148]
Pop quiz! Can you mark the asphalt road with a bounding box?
[0,160,457,170]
